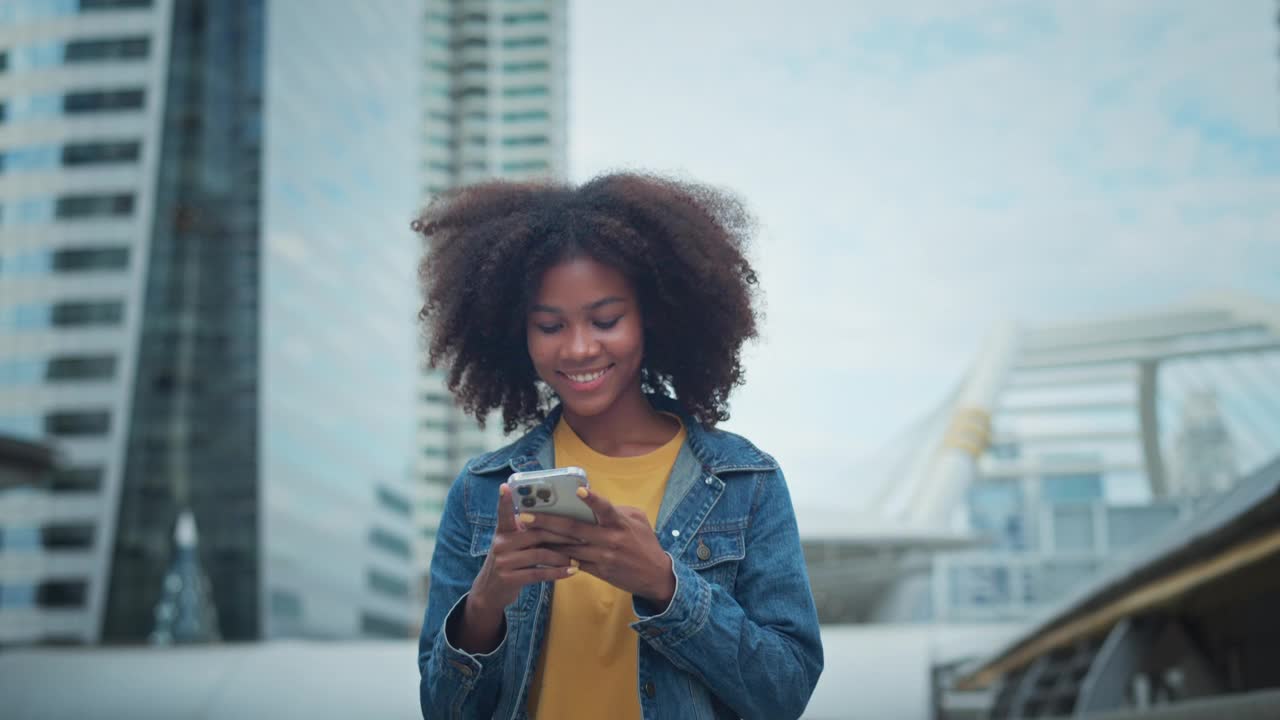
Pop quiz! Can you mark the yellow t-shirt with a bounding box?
[526,417,685,719]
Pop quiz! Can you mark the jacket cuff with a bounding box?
[435,592,508,685]
[630,553,711,647]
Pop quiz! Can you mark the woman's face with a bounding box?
[526,256,645,420]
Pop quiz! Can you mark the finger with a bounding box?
[576,486,621,526]
[575,561,606,581]
[502,547,577,570]
[496,525,583,545]
[519,512,604,544]
[516,510,579,536]
[496,484,517,534]
[544,543,608,564]
[506,566,578,586]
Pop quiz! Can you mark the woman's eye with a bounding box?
[593,317,621,330]
[535,323,562,334]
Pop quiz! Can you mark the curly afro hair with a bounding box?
[414,172,761,433]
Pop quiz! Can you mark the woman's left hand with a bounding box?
[525,488,676,609]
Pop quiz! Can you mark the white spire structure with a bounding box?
[149,510,220,645]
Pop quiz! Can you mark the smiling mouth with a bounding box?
[559,364,614,385]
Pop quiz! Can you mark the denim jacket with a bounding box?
[417,399,824,719]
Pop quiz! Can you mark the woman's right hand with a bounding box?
[454,484,577,653]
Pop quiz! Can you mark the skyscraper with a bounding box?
[0,0,421,645]
[414,0,568,604]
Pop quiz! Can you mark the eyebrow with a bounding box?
[530,296,627,314]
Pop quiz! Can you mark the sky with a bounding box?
[568,0,1280,507]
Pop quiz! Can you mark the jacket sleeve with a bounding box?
[630,468,824,720]
[418,471,507,719]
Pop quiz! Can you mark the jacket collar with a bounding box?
[467,394,778,477]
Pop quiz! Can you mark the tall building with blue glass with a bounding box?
[0,0,421,644]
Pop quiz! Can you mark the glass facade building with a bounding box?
[414,0,568,611]
[805,297,1280,624]
[1,0,421,644]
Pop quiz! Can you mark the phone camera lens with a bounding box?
[521,497,536,508]
[516,485,532,496]
[536,488,552,501]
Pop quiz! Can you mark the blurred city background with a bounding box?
[1,1,1278,718]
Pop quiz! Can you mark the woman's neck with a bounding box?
[561,387,680,457]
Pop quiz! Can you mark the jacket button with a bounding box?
[696,540,711,561]
[644,681,656,698]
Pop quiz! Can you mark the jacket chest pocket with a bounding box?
[682,527,745,588]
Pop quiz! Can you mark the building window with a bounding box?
[0,146,60,173]
[64,36,150,62]
[79,0,153,11]
[0,94,61,123]
[0,584,36,608]
[0,51,8,72]
[63,140,141,166]
[38,580,88,608]
[360,612,408,638]
[456,86,488,98]
[0,358,44,385]
[51,466,103,492]
[502,60,548,73]
[42,523,95,550]
[459,37,488,49]
[51,300,124,326]
[0,415,41,438]
[377,487,411,518]
[502,86,548,98]
[0,527,41,552]
[422,447,448,459]
[502,11,548,25]
[501,135,548,147]
[46,354,117,381]
[369,527,410,560]
[501,160,549,173]
[367,569,410,599]
[52,246,130,272]
[459,61,487,73]
[63,88,145,114]
[502,109,549,123]
[56,193,134,219]
[502,36,548,49]
[45,410,110,437]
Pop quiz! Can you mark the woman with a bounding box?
[415,173,823,720]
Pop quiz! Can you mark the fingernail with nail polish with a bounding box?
[519,513,535,524]
[566,566,578,575]
[576,487,588,499]
[570,558,580,568]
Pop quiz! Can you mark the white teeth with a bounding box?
[566,367,608,384]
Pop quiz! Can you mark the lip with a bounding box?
[557,364,615,392]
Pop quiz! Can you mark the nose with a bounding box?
[563,323,600,362]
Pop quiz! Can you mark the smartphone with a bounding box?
[507,467,597,524]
